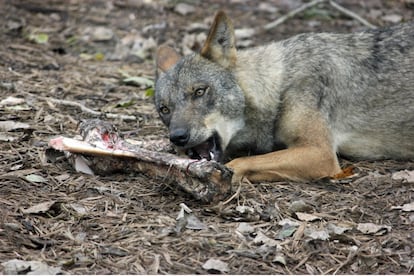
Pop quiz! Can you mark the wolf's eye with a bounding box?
[194,86,208,97]
[159,105,170,114]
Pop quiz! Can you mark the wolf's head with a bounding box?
[154,11,245,162]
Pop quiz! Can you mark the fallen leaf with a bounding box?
[145,87,155,97]
[28,33,49,44]
[68,203,88,215]
[0,96,25,106]
[6,20,24,32]
[177,203,192,219]
[101,245,129,257]
[272,254,287,265]
[5,104,32,111]
[79,52,105,61]
[186,22,208,32]
[327,223,352,235]
[368,9,383,19]
[10,164,24,171]
[253,231,280,247]
[79,53,93,60]
[65,35,78,45]
[84,26,114,41]
[402,202,414,212]
[357,222,391,235]
[122,76,154,87]
[288,199,312,212]
[2,259,61,275]
[258,2,279,13]
[392,170,414,183]
[174,3,195,16]
[391,202,414,212]
[0,120,30,131]
[22,201,57,214]
[382,14,402,23]
[114,98,135,108]
[94,52,105,61]
[235,205,255,214]
[304,228,330,240]
[332,166,356,179]
[0,133,18,142]
[236,222,255,235]
[186,214,207,230]
[235,28,255,40]
[175,203,206,231]
[25,174,47,183]
[55,173,70,182]
[296,212,320,222]
[278,218,301,227]
[74,156,94,175]
[202,258,229,273]
[276,223,297,240]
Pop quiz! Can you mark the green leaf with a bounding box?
[115,99,135,108]
[79,52,105,61]
[276,224,297,240]
[65,36,78,45]
[145,87,155,97]
[29,33,49,44]
[94,52,105,61]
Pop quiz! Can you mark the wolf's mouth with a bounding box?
[185,134,222,162]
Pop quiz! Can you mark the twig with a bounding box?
[105,113,136,121]
[262,0,326,31]
[261,0,376,32]
[333,246,359,274]
[221,181,242,205]
[45,97,101,115]
[329,0,377,29]
[26,93,136,121]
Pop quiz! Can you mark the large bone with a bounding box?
[48,119,233,203]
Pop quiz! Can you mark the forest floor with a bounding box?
[1,0,413,274]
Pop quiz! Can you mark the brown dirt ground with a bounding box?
[1,0,414,274]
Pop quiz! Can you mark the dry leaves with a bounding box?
[2,259,61,275]
[202,258,229,273]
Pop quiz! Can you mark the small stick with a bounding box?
[262,0,326,31]
[260,0,376,32]
[329,0,377,29]
[26,92,136,121]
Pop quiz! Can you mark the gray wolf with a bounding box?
[154,11,414,183]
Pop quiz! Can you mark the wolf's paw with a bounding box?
[225,158,248,183]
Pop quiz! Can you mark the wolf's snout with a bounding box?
[170,128,190,146]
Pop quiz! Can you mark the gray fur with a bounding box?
[155,19,414,163]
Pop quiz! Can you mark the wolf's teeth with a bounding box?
[209,151,215,161]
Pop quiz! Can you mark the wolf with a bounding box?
[154,11,414,183]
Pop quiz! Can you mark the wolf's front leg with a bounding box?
[225,145,341,183]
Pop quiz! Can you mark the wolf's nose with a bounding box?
[170,128,189,146]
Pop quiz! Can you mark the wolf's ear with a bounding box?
[156,45,181,72]
[201,11,237,68]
